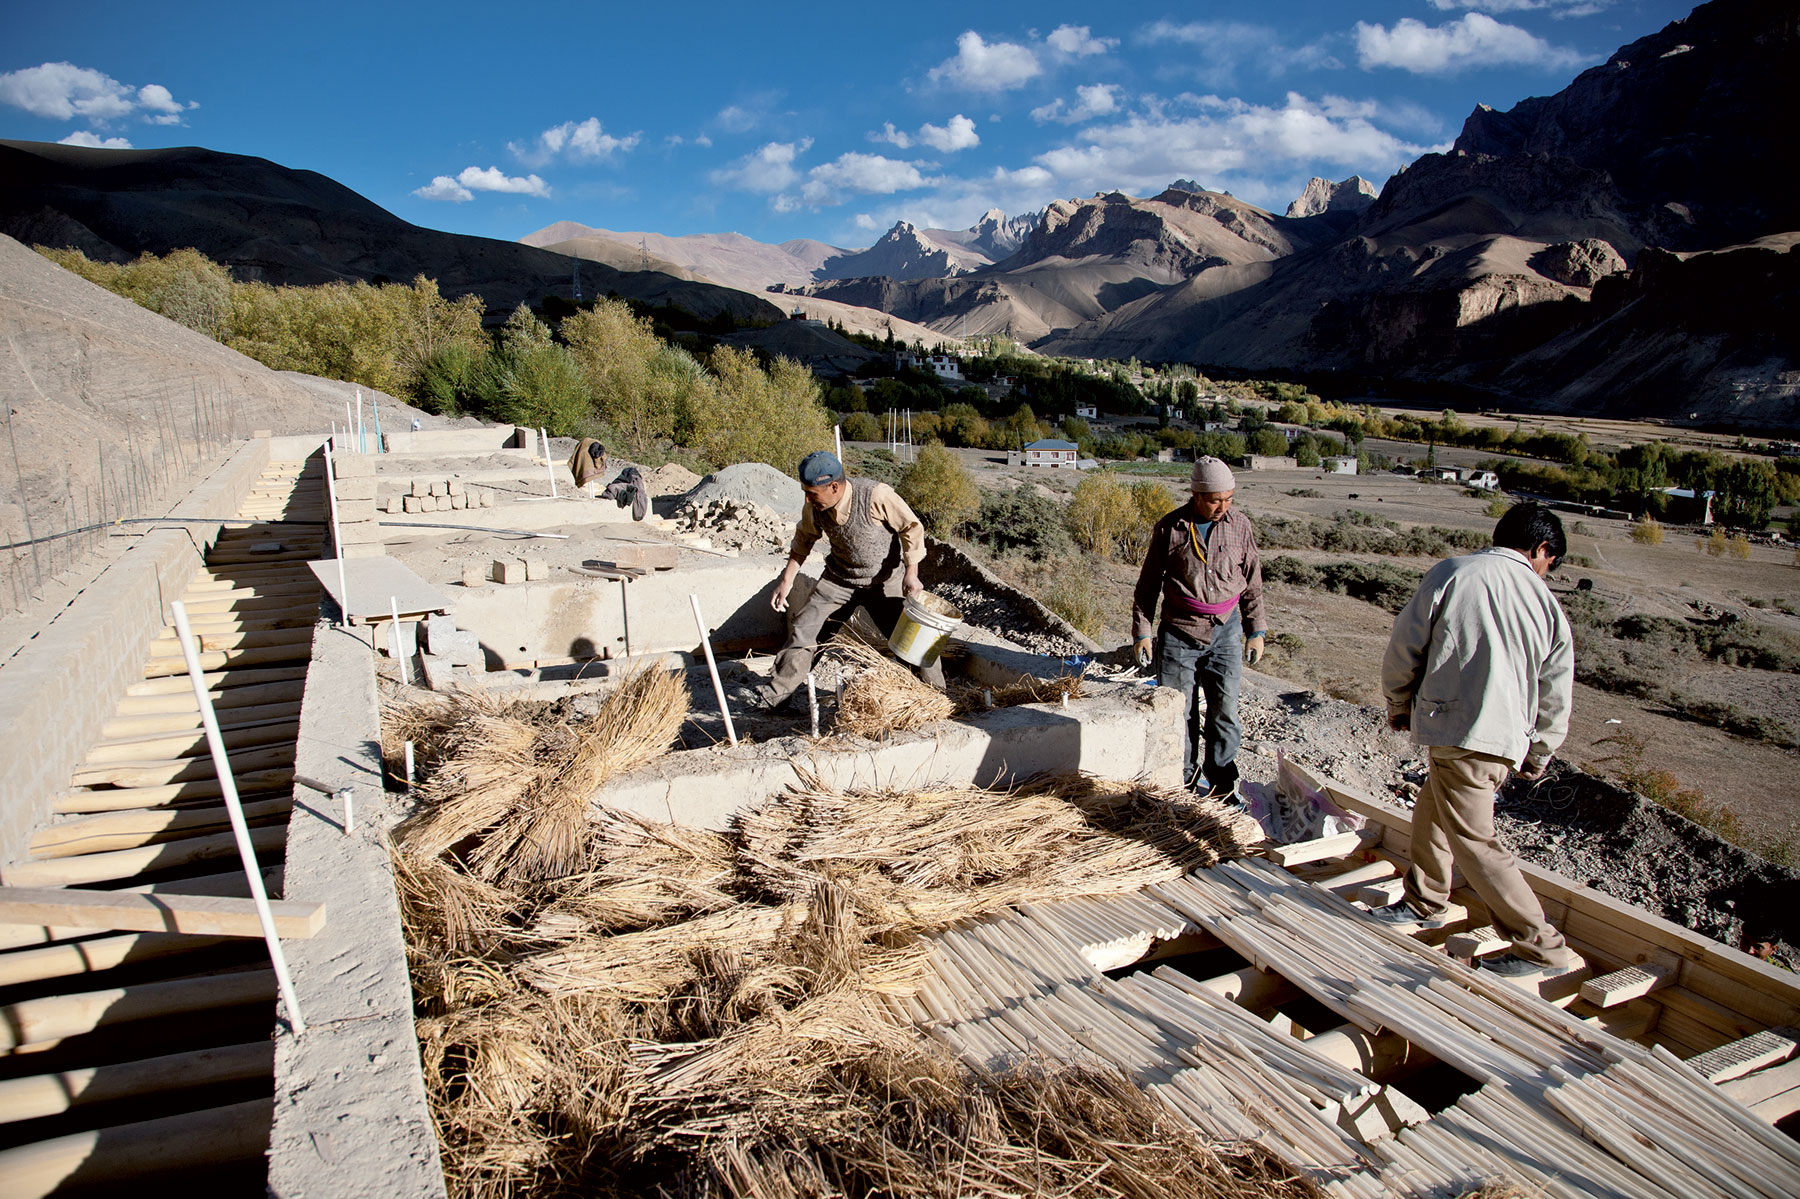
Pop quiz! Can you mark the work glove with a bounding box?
[1134,637,1154,670]
[1245,633,1265,666]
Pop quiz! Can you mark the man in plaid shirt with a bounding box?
[1131,456,1267,798]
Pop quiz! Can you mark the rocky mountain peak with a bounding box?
[1286,176,1379,218]
[1167,179,1205,194]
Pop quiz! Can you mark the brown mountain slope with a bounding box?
[0,141,780,325]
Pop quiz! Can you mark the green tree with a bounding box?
[695,345,833,472]
[841,411,882,441]
[897,444,980,535]
[1065,472,1135,559]
[562,298,675,456]
[1294,436,1321,468]
[1251,429,1289,457]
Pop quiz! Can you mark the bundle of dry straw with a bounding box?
[395,726,1274,1198]
[828,634,954,737]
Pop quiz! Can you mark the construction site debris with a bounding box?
[829,635,955,737]
[670,495,790,555]
[490,560,523,585]
[639,462,703,496]
[683,461,804,516]
[929,577,1086,657]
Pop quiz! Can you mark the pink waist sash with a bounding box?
[1171,591,1241,617]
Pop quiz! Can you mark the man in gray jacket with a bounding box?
[1375,503,1578,979]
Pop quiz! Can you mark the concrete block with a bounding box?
[450,494,467,510]
[336,504,376,523]
[252,428,273,439]
[337,524,384,546]
[381,619,419,659]
[614,543,679,571]
[403,496,423,514]
[333,476,379,502]
[459,565,486,589]
[422,614,456,655]
[436,629,482,667]
[344,543,387,559]
[332,454,376,479]
[446,480,464,496]
[420,654,460,691]
[428,481,446,497]
[435,496,453,512]
[383,497,402,513]
[524,557,548,581]
[492,559,525,584]
[411,480,431,497]
[478,489,495,508]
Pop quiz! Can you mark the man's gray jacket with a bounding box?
[1381,546,1574,769]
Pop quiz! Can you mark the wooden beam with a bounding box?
[1581,962,1679,1008]
[0,969,275,1052]
[0,887,323,938]
[0,1097,271,1198]
[31,797,293,856]
[0,1042,272,1125]
[1445,926,1510,960]
[1686,1027,1800,1083]
[1356,879,1406,907]
[1,822,287,888]
[1262,828,1379,868]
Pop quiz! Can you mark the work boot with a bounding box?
[631,483,648,522]
[1478,952,1581,980]
[1367,901,1454,931]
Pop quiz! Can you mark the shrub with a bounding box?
[1704,528,1728,557]
[1065,472,1137,559]
[416,340,484,415]
[841,411,882,442]
[1040,568,1107,638]
[968,485,1073,561]
[1250,429,1289,457]
[1729,534,1752,560]
[478,342,591,433]
[847,448,902,487]
[1484,498,1510,518]
[693,346,833,473]
[1629,516,1664,545]
[898,444,980,536]
[1261,556,1423,612]
[1286,488,1322,498]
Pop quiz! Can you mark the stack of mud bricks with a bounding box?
[392,479,495,514]
[331,453,385,559]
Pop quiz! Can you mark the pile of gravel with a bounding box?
[684,463,803,516]
[672,497,791,555]
[930,579,1087,658]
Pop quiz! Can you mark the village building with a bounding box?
[1021,437,1081,467]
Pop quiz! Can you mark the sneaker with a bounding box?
[1367,901,1453,931]
[1478,952,1578,978]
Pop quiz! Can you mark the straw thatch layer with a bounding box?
[828,635,955,737]
[392,673,1289,1198]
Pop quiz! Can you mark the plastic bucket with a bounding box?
[888,592,962,667]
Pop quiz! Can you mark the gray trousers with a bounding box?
[1156,611,1243,793]
[1404,745,1570,967]
[770,576,944,702]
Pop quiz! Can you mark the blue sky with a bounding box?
[3,0,1693,249]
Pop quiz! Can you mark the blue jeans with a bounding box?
[1157,613,1243,792]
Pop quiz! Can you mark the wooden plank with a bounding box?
[1323,778,1800,1016]
[0,1042,271,1125]
[1357,879,1406,907]
[52,768,293,814]
[0,887,323,938]
[1686,1027,1800,1083]
[1445,926,1509,960]
[0,1097,271,1197]
[1264,828,1379,868]
[0,931,232,987]
[1721,1058,1800,1108]
[1,822,288,888]
[0,969,275,1052]
[1581,963,1679,1009]
[29,797,293,857]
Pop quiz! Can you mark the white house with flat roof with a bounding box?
[1023,438,1081,468]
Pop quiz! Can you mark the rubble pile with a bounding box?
[931,578,1087,658]
[671,496,790,554]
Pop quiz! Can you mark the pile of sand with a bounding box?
[640,462,703,496]
[684,462,803,516]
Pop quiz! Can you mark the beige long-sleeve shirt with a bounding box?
[787,479,926,568]
[1381,546,1574,769]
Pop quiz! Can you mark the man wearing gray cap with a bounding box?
[1131,456,1266,798]
[762,449,943,709]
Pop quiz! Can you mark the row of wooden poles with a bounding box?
[2,380,248,616]
[0,458,324,1195]
[892,855,1800,1199]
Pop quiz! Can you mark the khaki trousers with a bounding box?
[1404,745,1569,967]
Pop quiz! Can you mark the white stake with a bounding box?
[404,740,415,791]
[355,390,364,455]
[835,424,842,461]
[541,428,557,498]
[344,400,353,448]
[689,594,737,747]
[170,601,305,1036]
[321,443,349,627]
[807,671,820,737]
[343,787,354,834]
[389,594,411,685]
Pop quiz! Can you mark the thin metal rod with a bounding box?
[689,594,737,747]
[619,578,631,657]
[321,444,349,627]
[169,600,306,1036]
[541,427,557,498]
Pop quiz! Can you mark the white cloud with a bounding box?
[1355,14,1588,73]
[694,133,712,148]
[715,104,757,133]
[1032,83,1121,124]
[928,31,1042,92]
[414,166,549,201]
[0,62,196,125]
[854,213,882,231]
[1046,24,1116,57]
[872,122,913,149]
[510,117,639,166]
[918,114,980,152]
[1139,21,1341,86]
[1031,91,1425,208]
[800,153,931,206]
[413,176,474,203]
[58,130,132,149]
[711,139,811,194]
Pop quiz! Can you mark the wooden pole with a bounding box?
[689,594,737,747]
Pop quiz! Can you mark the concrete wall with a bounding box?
[268,624,445,1199]
[0,438,270,877]
[451,557,785,668]
[598,686,1186,830]
[379,426,523,454]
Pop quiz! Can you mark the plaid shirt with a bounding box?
[1132,504,1266,642]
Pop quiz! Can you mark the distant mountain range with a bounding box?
[0,141,781,325]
